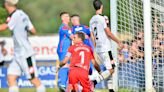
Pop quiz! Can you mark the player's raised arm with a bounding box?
[90,46,101,73]
[59,46,72,67]
[102,15,124,50]
[105,27,123,50]
[105,27,119,43]
[0,23,8,31]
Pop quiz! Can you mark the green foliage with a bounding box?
[0,0,110,36]
[0,7,7,24]
[0,6,10,36]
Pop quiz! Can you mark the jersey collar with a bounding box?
[76,42,83,46]
[98,14,104,16]
[9,9,17,17]
[62,23,69,26]
[73,24,81,27]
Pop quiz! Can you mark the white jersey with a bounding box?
[7,9,35,58]
[90,14,112,52]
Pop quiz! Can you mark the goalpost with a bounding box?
[143,0,153,92]
[110,0,164,92]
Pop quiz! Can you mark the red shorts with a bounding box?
[68,67,90,92]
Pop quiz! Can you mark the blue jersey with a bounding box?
[72,25,94,49]
[57,24,72,54]
[57,24,71,88]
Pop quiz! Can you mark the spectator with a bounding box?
[118,52,124,62]
[121,41,129,60]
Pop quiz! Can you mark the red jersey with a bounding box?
[67,42,94,71]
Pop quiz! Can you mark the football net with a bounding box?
[113,0,164,91]
[116,0,145,91]
[151,0,164,92]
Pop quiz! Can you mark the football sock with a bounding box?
[95,70,111,83]
[9,86,19,92]
[36,84,46,92]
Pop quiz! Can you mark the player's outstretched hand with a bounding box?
[55,65,60,73]
[55,60,60,73]
[118,42,124,51]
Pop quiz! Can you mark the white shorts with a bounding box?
[97,52,112,70]
[7,56,38,79]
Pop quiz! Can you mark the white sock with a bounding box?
[96,70,111,83]
[9,86,19,92]
[89,75,94,81]
[78,85,83,91]
[107,78,113,90]
[36,85,46,92]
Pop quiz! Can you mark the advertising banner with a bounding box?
[0,66,56,88]
[0,66,107,88]
[0,36,59,61]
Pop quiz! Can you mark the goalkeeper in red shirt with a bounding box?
[57,32,101,92]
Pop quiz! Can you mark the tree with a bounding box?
[0,0,110,36]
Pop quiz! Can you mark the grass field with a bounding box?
[0,88,108,92]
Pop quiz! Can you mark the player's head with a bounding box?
[71,14,80,26]
[4,0,18,9]
[73,32,85,44]
[60,12,70,24]
[93,0,103,11]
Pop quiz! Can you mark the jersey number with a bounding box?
[79,51,85,64]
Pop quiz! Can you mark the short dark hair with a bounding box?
[60,12,69,17]
[93,0,102,10]
[71,14,80,18]
[76,32,85,42]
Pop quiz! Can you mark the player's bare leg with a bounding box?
[8,75,19,92]
[30,77,46,92]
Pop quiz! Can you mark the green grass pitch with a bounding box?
[0,88,108,92]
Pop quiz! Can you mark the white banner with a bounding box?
[0,35,59,61]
